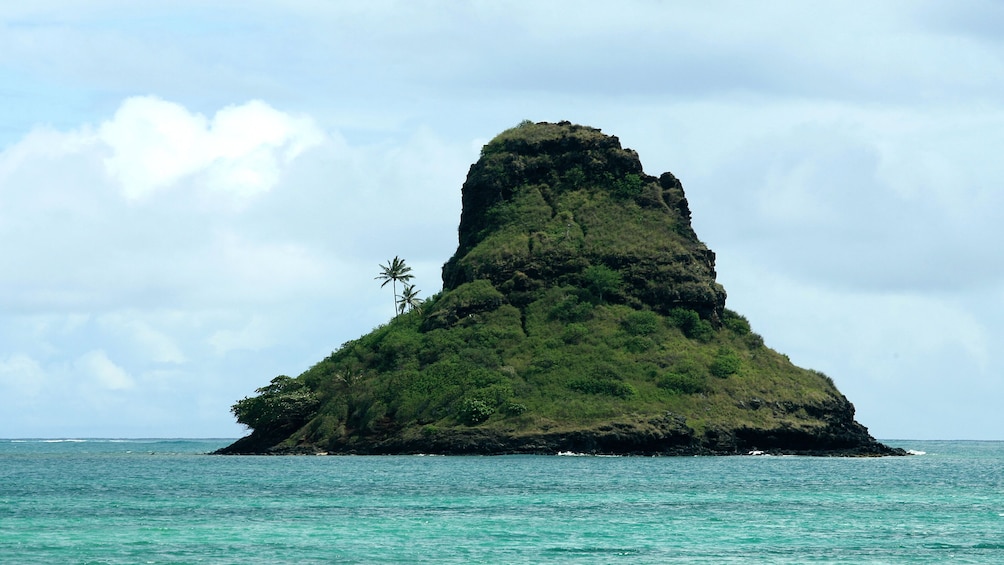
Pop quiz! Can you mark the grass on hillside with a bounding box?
[236,283,844,446]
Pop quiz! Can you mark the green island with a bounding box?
[218,121,903,456]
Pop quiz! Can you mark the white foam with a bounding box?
[906,449,927,455]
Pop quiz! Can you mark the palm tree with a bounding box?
[398,284,423,315]
[375,256,413,317]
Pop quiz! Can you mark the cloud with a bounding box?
[0,354,46,397]
[0,96,337,314]
[76,349,134,390]
[673,102,1004,294]
[98,96,324,200]
[0,93,476,437]
[96,313,187,364]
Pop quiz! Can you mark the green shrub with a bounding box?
[562,166,587,188]
[457,398,494,425]
[669,308,715,341]
[722,309,752,335]
[810,369,836,388]
[548,294,594,322]
[624,336,654,353]
[475,383,514,406]
[622,310,660,336]
[562,323,590,344]
[567,378,636,398]
[231,375,320,432]
[658,371,708,394]
[610,173,645,200]
[501,401,528,415]
[582,265,623,303]
[710,348,742,378]
[657,359,708,394]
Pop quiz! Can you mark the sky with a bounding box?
[1,1,1002,440]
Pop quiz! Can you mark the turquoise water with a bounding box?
[1,440,1002,563]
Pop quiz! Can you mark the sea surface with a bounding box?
[1,439,1001,564]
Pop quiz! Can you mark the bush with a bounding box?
[582,265,623,303]
[810,369,836,388]
[658,372,708,394]
[548,294,593,322]
[457,398,494,425]
[710,348,742,378]
[610,173,645,200]
[501,401,528,415]
[624,336,654,353]
[657,359,708,394]
[622,310,660,336]
[231,375,320,432]
[562,166,587,189]
[669,308,715,342]
[722,309,751,335]
[562,323,590,344]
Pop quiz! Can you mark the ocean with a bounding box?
[1,439,1001,564]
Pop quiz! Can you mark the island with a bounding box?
[217,121,904,457]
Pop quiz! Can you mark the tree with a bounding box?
[230,375,320,432]
[398,283,423,314]
[375,256,414,317]
[582,264,622,303]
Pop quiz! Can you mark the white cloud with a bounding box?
[0,91,475,437]
[76,349,134,390]
[97,96,324,200]
[96,313,187,364]
[0,354,47,397]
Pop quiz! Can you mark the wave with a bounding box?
[906,449,927,455]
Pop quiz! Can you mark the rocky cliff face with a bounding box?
[442,121,726,321]
[217,121,903,457]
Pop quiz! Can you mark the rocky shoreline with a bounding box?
[215,420,907,457]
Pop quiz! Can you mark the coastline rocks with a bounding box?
[216,403,905,457]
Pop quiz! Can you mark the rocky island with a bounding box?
[217,121,903,457]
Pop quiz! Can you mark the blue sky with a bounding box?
[2,1,1002,439]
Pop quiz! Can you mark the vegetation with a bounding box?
[375,256,413,318]
[231,376,320,432]
[398,283,423,315]
[225,121,883,456]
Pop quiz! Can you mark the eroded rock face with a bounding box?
[442,121,726,320]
